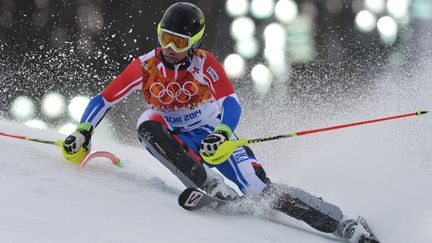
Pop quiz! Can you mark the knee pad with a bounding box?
[137,120,207,188]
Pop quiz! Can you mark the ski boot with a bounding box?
[202,165,238,201]
[335,216,380,243]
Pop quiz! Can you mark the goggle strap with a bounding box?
[189,26,205,46]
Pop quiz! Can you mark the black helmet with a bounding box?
[157,2,205,53]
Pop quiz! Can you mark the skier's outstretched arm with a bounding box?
[63,58,144,159]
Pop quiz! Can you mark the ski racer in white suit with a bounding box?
[62,2,378,243]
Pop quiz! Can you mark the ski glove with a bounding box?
[63,123,93,154]
[200,124,232,157]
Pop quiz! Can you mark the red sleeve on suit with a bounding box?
[101,58,144,103]
[202,53,235,100]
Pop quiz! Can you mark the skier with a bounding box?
[62,2,378,243]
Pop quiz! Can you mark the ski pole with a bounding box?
[0,131,122,166]
[0,132,63,147]
[201,110,429,165]
[0,131,83,162]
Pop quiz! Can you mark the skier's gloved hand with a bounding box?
[62,123,93,163]
[200,124,232,157]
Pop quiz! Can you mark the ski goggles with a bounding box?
[157,23,205,53]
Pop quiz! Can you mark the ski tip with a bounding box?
[178,188,202,211]
[178,188,194,210]
[357,216,380,243]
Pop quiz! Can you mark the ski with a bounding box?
[178,188,256,215]
[178,188,228,211]
[357,216,380,243]
[178,188,347,241]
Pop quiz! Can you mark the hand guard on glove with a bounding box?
[200,124,232,157]
[62,123,93,163]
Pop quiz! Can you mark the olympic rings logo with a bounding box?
[149,81,199,104]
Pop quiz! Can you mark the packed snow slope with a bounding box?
[2,58,432,243]
[0,120,339,243]
[1,109,432,242]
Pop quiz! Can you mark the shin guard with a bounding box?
[138,120,207,188]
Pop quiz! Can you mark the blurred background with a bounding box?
[0,0,431,143]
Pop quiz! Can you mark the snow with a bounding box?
[1,58,432,242]
[1,120,332,243]
[1,107,432,243]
